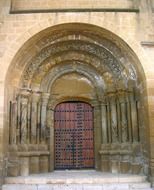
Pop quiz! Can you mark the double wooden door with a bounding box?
[54,102,94,169]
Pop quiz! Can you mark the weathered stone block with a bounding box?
[111,161,119,174]
[101,159,110,172]
[39,156,49,173]
[20,157,29,176]
[131,163,142,174]
[30,156,39,174]
[7,157,19,177]
[120,161,130,174]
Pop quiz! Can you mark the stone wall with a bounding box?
[0,0,154,187]
[11,0,137,12]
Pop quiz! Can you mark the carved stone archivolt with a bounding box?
[7,23,146,177]
[21,40,136,89]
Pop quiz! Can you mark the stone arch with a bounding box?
[4,23,149,177]
[40,62,105,97]
[31,51,107,85]
[6,23,142,89]
[20,39,136,89]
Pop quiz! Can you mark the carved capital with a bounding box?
[90,99,99,107]
[20,88,31,97]
[116,90,127,103]
[41,93,50,105]
[31,91,40,103]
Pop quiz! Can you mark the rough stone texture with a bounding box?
[0,0,154,188]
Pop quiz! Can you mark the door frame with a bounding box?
[48,99,102,172]
[54,101,95,170]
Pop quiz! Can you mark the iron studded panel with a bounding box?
[54,102,94,169]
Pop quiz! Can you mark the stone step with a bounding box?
[2,171,153,190]
[130,182,151,189]
[2,183,153,190]
[4,172,148,185]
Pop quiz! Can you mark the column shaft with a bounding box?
[27,101,31,144]
[17,96,21,144]
[116,96,121,142]
[130,93,139,142]
[119,93,128,143]
[40,93,50,143]
[20,94,29,144]
[92,100,101,170]
[106,99,111,143]
[37,102,41,144]
[31,92,40,144]
[126,93,133,142]
[101,102,108,144]
[110,95,118,143]
[9,101,17,144]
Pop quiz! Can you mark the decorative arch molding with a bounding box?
[40,62,105,98]
[21,40,136,89]
[29,51,110,89]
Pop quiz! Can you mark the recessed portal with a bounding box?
[54,102,94,169]
[5,23,147,177]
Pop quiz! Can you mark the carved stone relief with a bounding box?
[21,40,131,88]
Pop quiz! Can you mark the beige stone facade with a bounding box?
[0,0,154,188]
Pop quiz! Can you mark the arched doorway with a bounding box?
[54,101,94,169]
[5,23,149,177]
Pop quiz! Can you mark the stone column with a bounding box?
[40,93,50,143]
[100,100,108,144]
[109,92,119,174]
[116,94,121,142]
[119,91,128,143]
[20,90,30,144]
[16,95,21,144]
[9,101,17,145]
[31,91,40,144]
[48,108,54,171]
[126,92,133,142]
[106,97,111,143]
[19,89,30,176]
[92,100,101,170]
[27,99,31,144]
[37,101,41,144]
[110,94,118,143]
[129,92,139,142]
[118,91,131,173]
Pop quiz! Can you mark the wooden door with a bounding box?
[54,102,94,169]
